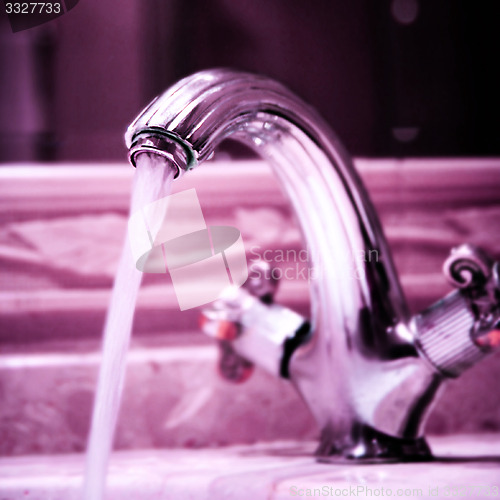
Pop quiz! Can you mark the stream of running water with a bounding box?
[82,153,176,500]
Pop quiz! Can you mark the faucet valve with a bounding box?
[128,69,499,461]
[199,287,255,383]
[414,244,500,377]
[200,261,309,381]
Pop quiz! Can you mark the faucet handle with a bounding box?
[199,291,256,383]
[242,260,280,303]
[199,261,280,383]
[443,243,494,290]
[414,244,500,377]
[444,244,500,324]
[199,260,309,381]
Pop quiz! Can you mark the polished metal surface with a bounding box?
[413,245,500,378]
[126,69,500,461]
[413,292,478,377]
[200,261,300,381]
[202,285,305,378]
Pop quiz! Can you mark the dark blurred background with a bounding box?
[1,0,499,162]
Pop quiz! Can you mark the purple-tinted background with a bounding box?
[0,0,500,458]
[1,0,500,162]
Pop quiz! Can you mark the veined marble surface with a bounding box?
[0,159,499,455]
[0,435,499,499]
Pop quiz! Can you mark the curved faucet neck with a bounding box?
[126,69,409,328]
[126,69,426,459]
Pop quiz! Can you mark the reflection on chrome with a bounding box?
[126,69,500,462]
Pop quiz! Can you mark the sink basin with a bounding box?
[0,435,498,499]
[0,160,499,497]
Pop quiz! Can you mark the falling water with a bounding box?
[82,153,176,500]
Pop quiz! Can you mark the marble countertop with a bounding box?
[0,435,499,499]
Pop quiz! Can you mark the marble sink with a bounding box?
[0,160,499,499]
[0,435,498,499]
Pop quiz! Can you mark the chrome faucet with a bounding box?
[126,69,500,462]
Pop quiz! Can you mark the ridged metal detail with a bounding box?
[415,292,485,377]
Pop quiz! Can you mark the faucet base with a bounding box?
[316,424,433,464]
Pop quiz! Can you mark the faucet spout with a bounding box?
[126,69,499,462]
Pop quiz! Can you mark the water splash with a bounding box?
[82,153,176,500]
